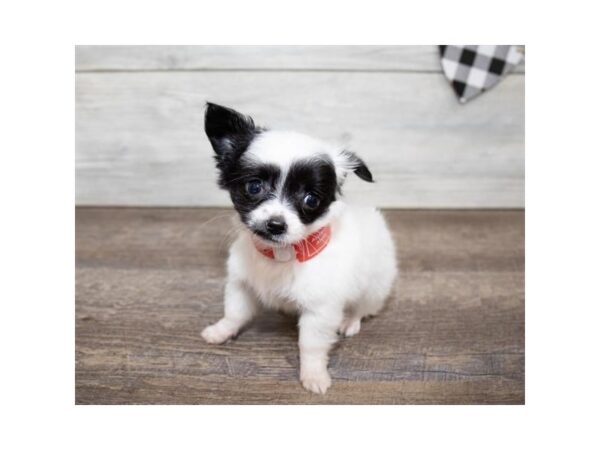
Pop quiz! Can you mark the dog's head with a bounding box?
[204,103,373,245]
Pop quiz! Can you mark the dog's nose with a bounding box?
[265,216,287,235]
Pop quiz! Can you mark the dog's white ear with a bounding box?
[204,103,257,157]
[338,150,374,183]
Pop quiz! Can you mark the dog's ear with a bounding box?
[204,103,258,157]
[341,150,374,182]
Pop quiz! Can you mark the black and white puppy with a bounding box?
[201,103,397,394]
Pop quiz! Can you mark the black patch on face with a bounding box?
[226,158,281,225]
[204,102,265,189]
[282,156,338,224]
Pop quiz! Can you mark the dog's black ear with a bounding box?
[342,150,374,182]
[204,102,257,157]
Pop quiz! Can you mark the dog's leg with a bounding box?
[337,305,362,337]
[298,309,341,394]
[338,316,361,337]
[201,280,258,344]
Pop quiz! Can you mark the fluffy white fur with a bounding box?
[202,130,398,394]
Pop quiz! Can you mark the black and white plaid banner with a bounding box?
[439,45,523,103]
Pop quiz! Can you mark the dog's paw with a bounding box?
[338,317,361,337]
[301,369,332,395]
[201,321,235,344]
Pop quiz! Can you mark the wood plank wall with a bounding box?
[75,46,524,208]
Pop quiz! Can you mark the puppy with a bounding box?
[201,103,397,394]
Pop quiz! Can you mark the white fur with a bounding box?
[202,131,398,394]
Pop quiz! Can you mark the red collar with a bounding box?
[254,226,331,263]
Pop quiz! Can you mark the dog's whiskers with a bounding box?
[195,213,236,230]
[218,222,244,253]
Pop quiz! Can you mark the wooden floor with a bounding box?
[76,208,524,404]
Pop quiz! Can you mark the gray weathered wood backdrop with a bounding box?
[75,46,524,208]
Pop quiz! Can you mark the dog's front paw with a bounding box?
[338,317,361,337]
[300,368,332,395]
[201,320,235,344]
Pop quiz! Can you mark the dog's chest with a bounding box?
[246,260,301,309]
[233,233,336,312]
[242,252,323,313]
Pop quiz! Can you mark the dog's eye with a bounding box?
[303,193,320,209]
[246,179,263,196]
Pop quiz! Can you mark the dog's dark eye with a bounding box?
[303,193,320,209]
[246,179,263,196]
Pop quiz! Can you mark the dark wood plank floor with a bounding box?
[76,208,524,404]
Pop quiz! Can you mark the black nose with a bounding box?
[265,217,287,235]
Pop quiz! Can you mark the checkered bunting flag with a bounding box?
[439,45,523,103]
